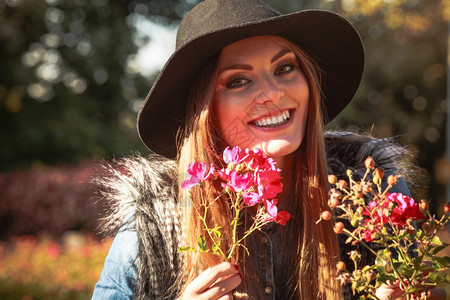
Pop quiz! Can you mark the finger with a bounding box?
[202,273,242,299]
[375,283,404,299]
[191,262,239,292]
[216,293,234,300]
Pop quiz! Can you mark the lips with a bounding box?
[251,110,291,128]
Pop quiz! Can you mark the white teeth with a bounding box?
[253,110,290,128]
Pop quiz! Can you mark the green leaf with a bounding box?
[177,246,194,252]
[433,256,450,268]
[198,235,207,252]
[431,236,443,246]
[212,228,222,239]
[212,242,221,253]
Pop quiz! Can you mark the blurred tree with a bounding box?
[322,0,448,208]
[0,0,198,171]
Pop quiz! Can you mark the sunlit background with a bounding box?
[0,0,448,298]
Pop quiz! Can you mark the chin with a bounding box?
[250,139,301,159]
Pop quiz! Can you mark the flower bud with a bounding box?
[328,174,337,185]
[373,175,382,185]
[348,250,361,263]
[366,270,376,282]
[336,261,346,271]
[333,222,345,234]
[387,175,398,186]
[346,169,353,177]
[365,156,375,169]
[373,168,384,178]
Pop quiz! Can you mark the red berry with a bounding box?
[387,175,398,186]
[329,197,340,208]
[420,199,429,211]
[374,168,384,179]
[321,211,332,221]
[356,206,365,215]
[444,203,450,214]
[334,222,345,234]
[328,174,337,185]
[365,157,375,169]
[337,180,348,190]
[336,261,346,271]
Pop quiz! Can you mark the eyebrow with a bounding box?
[218,49,293,74]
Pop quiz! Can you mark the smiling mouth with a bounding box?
[251,110,291,128]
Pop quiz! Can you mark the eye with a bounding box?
[226,77,250,88]
[275,64,294,75]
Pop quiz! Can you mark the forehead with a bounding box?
[218,35,289,65]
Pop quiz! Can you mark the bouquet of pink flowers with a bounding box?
[179,146,290,262]
[321,157,450,300]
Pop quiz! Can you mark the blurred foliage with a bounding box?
[0,0,197,170]
[0,159,108,239]
[266,0,448,209]
[0,233,112,299]
[0,0,447,208]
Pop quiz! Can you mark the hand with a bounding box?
[375,280,447,300]
[182,262,242,300]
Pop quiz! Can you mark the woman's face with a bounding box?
[213,36,309,163]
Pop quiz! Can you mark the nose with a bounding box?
[255,77,284,104]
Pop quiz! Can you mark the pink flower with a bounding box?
[264,198,279,217]
[387,193,425,226]
[274,211,291,225]
[243,192,260,206]
[246,148,278,170]
[256,169,283,199]
[362,193,425,242]
[265,210,291,225]
[223,146,248,164]
[181,162,215,190]
[227,170,253,192]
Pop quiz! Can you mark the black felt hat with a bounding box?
[137,0,364,158]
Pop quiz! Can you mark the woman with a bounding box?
[92,0,445,299]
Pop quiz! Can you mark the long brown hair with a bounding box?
[176,36,341,299]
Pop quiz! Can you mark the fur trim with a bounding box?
[325,131,421,187]
[94,154,182,299]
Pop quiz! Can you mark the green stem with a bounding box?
[342,228,382,260]
[197,193,228,261]
[388,255,409,300]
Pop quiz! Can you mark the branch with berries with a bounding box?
[318,156,450,300]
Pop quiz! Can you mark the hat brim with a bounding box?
[138,9,364,158]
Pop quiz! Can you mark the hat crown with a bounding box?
[176,0,279,49]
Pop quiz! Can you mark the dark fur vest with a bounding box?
[97,131,418,299]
